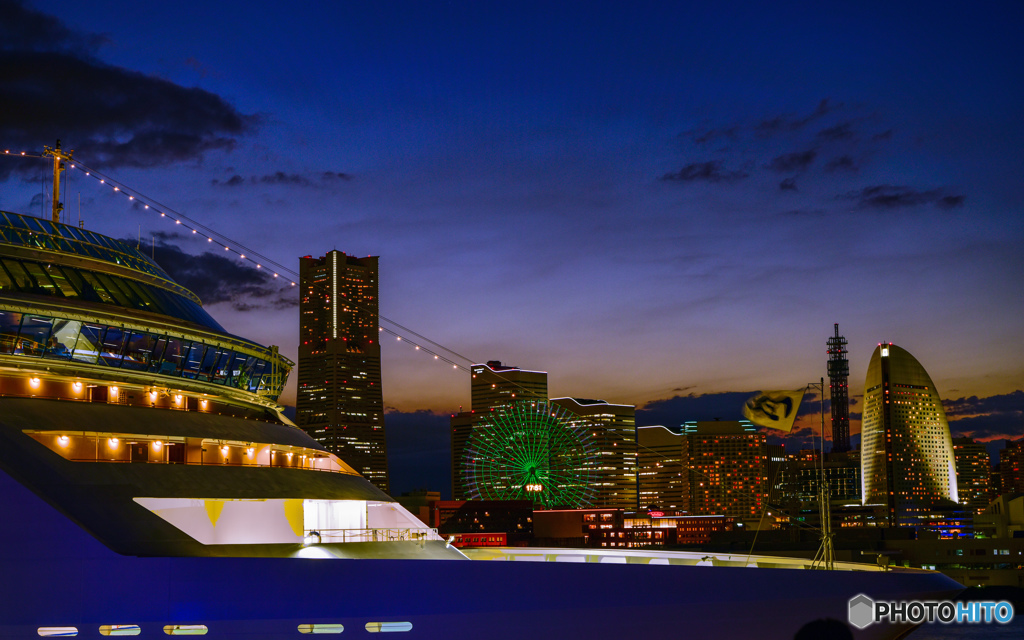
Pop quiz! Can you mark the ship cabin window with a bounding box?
[0,310,287,399]
[36,628,78,637]
[364,622,413,633]
[297,624,344,634]
[99,625,141,636]
[162,625,208,636]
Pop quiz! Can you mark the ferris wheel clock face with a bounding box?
[463,401,597,509]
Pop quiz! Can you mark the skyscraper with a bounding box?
[551,398,637,510]
[684,421,767,519]
[637,421,767,518]
[451,361,548,500]
[860,343,957,527]
[827,324,851,453]
[953,437,992,515]
[297,251,388,492]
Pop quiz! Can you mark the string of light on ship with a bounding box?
[4,149,474,373]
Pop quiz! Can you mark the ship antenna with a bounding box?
[42,140,74,225]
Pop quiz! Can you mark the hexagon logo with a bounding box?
[848,594,875,629]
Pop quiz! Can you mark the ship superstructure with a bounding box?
[0,208,442,558]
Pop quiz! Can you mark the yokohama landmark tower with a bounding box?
[827,323,851,453]
[297,251,388,492]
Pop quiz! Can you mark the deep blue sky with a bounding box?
[2,1,1022,494]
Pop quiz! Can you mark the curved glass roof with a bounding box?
[0,211,182,293]
[0,254,225,332]
[0,211,225,332]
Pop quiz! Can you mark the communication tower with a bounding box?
[827,323,851,452]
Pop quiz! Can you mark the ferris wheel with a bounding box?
[463,400,597,509]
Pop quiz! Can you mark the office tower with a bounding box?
[297,251,388,492]
[766,444,785,507]
[451,361,548,500]
[953,437,992,515]
[636,426,689,511]
[551,398,637,510]
[998,439,1024,494]
[778,452,861,503]
[471,361,548,409]
[860,343,957,527]
[827,324,851,453]
[685,421,767,518]
[637,421,767,518]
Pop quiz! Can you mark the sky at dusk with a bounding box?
[2,1,1022,494]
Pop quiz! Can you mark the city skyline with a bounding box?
[1,1,1021,490]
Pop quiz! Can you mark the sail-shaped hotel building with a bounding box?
[860,343,958,527]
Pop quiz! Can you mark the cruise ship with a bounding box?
[0,203,962,639]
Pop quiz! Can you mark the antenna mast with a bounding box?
[42,140,74,224]
[826,323,850,453]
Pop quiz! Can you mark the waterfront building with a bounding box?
[551,397,637,510]
[297,251,388,492]
[637,425,689,510]
[637,421,767,518]
[685,421,767,519]
[952,437,993,515]
[860,343,957,527]
[451,361,548,500]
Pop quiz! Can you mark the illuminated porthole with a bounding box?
[99,625,141,636]
[37,627,78,637]
[297,624,344,634]
[162,625,208,636]
[364,622,412,633]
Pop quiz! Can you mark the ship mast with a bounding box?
[42,140,74,224]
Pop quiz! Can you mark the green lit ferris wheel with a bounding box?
[463,401,598,509]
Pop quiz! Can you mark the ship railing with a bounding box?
[306,527,442,544]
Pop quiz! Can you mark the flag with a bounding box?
[742,389,804,432]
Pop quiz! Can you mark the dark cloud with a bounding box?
[321,171,351,181]
[0,1,252,175]
[259,172,311,186]
[766,149,817,172]
[872,130,893,141]
[942,391,1024,450]
[138,235,296,311]
[779,208,826,217]
[842,185,966,210]
[638,391,750,426]
[825,155,858,172]
[948,414,1024,442]
[779,177,798,191]
[944,390,1024,418]
[756,99,838,136]
[384,409,452,498]
[0,0,106,55]
[212,171,352,188]
[660,161,748,184]
[211,175,245,187]
[683,125,740,145]
[816,122,856,141]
